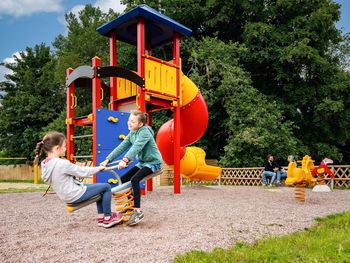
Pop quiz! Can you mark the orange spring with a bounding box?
[113,188,134,222]
[316,174,326,185]
[294,183,306,203]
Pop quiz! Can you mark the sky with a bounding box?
[0,0,126,81]
[0,0,349,81]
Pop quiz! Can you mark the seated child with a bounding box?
[35,131,122,228]
[101,110,163,226]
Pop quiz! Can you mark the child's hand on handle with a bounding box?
[98,165,106,171]
[117,157,129,170]
[100,159,109,167]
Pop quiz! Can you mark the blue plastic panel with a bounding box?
[95,108,145,189]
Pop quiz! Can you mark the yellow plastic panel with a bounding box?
[145,58,161,92]
[145,57,176,98]
[117,78,137,100]
[160,64,176,96]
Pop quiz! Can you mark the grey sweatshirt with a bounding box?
[41,158,101,203]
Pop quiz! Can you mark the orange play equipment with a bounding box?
[286,155,317,202]
[156,75,222,181]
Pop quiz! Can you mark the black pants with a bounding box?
[121,166,152,208]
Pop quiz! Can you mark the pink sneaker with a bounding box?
[97,217,104,227]
[103,212,123,228]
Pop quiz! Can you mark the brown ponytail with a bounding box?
[34,132,66,164]
[34,141,44,164]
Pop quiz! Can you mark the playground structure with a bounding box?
[286,155,317,202]
[311,157,334,192]
[65,5,221,195]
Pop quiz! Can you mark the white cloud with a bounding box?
[94,0,125,14]
[0,52,23,82]
[0,65,11,82]
[69,4,86,18]
[58,1,125,34]
[64,0,125,21]
[0,0,63,17]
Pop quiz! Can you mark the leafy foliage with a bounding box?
[123,0,350,164]
[189,38,301,166]
[0,44,64,159]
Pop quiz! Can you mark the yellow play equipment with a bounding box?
[179,147,221,181]
[286,155,317,202]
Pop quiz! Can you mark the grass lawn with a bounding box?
[0,188,48,194]
[174,212,350,262]
[0,180,49,194]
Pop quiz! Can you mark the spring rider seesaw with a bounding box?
[66,160,162,223]
[311,158,334,192]
[286,155,317,203]
[110,169,162,223]
[98,160,162,223]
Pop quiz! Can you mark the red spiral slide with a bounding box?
[156,74,221,181]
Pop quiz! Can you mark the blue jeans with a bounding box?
[261,171,277,185]
[73,183,112,216]
[277,171,287,183]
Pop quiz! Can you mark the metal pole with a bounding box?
[72,134,93,139]
[33,162,39,184]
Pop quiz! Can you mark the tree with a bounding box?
[240,0,350,162]
[53,5,137,117]
[0,44,64,159]
[188,38,301,166]
[123,0,350,164]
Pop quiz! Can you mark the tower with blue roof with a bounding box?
[65,5,192,193]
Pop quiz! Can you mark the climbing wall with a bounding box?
[95,108,136,185]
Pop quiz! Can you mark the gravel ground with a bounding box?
[1,185,350,263]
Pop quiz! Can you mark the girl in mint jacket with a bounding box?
[101,110,163,226]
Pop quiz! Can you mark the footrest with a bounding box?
[140,170,162,182]
[110,170,162,194]
[66,194,102,213]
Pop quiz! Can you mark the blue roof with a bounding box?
[96,5,192,48]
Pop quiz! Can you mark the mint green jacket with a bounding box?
[106,126,163,168]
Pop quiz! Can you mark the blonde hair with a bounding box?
[287,155,294,162]
[130,110,148,125]
[34,131,66,164]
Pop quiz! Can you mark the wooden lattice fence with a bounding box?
[329,165,350,188]
[161,165,350,189]
[219,167,263,186]
[219,165,350,188]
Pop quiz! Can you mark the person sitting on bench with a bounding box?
[35,131,123,228]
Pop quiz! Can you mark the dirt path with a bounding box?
[1,186,350,262]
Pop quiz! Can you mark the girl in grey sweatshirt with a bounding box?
[35,131,122,228]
